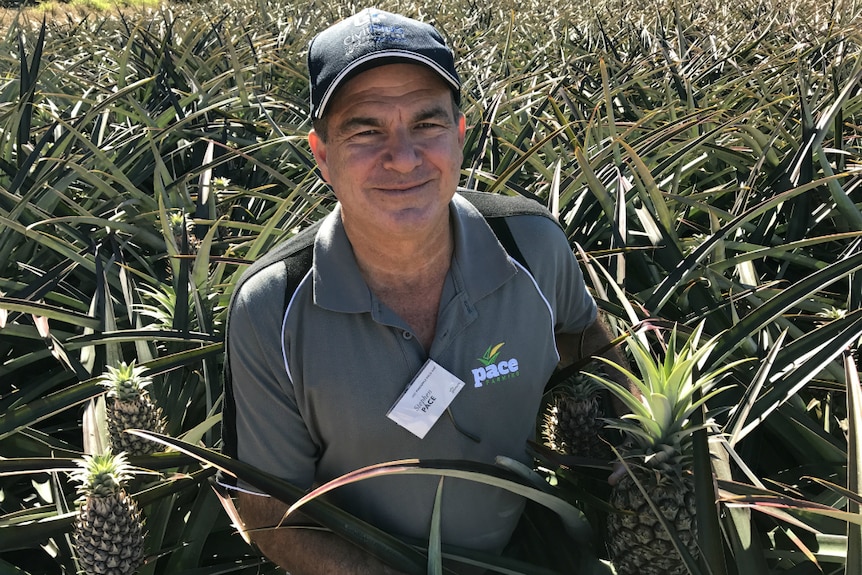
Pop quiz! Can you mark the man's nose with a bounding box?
[381,129,421,172]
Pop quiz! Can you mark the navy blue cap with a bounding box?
[307,8,461,119]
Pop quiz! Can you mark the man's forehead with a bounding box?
[325,64,453,116]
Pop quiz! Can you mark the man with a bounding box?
[222,8,627,574]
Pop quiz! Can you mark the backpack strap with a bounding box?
[487,217,529,271]
[457,189,558,274]
[220,218,322,464]
[280,235,316,313]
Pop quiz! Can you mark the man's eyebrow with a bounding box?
[414,105,454,123]
[337,116,383,134]
[335,105,454,134]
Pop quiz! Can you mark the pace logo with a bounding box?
[472,343,520,388]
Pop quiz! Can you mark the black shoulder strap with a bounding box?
[282,244,314,312]
[220,219,322,463]
[457,189,558,274]
[487,217,530,273]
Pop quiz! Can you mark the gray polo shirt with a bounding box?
[227,193,596,551]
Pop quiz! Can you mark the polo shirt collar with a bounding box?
[449,193,517,301]
[312,195,516,314]
[312,204,371,313]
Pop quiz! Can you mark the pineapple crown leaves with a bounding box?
[168,209,186,232]
[98,360,153,402]
[69,451,134,499]
[136,284,178,322]
[549,371,605,401]
[587,322,749,454]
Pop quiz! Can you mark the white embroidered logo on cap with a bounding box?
[344,10,407,56]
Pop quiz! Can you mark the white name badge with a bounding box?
[387,359,466,439]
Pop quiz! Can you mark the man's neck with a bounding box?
[344,214,454,351]
[349,221,453,291]
[341,206,454,287]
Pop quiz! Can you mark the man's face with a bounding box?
[308,63,466,240]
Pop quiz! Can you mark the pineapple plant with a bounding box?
[542,371,612,459]
[98,361,166,456]
[70,452,145,575]
[167,209,201,254]
[587,323,739,575]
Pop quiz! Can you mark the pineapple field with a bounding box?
[0,0,860,573]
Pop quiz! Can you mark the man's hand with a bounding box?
[556,316,638,486]
[608,461,627,486]
[237,491,410,575]
[556,316,638,417]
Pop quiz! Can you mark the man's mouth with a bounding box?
[373,181,429,193]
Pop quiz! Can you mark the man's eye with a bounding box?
[350,130,380,138]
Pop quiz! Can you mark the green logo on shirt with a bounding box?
[477,343,505,366]
[473,343,520,387]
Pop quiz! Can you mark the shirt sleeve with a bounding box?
[507,214,597,334]
[225,267,319,494]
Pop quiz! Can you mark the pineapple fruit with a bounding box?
[98,361,165,456]
[542,372,611,459]
[71,452,145,575]
[587,323,736,575]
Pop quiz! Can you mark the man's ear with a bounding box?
[308,129,330,183]
[457,114,466,147]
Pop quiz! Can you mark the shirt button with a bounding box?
[402,331,413,340]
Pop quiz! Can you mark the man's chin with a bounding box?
[377,206,448,235]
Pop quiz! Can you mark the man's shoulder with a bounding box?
[456,188,557,223]
[456,189,566,272]
[231,219,322,302]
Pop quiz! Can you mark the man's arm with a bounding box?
[556,315,640,485]
[238,492,409,575]
[556,315,637,417]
